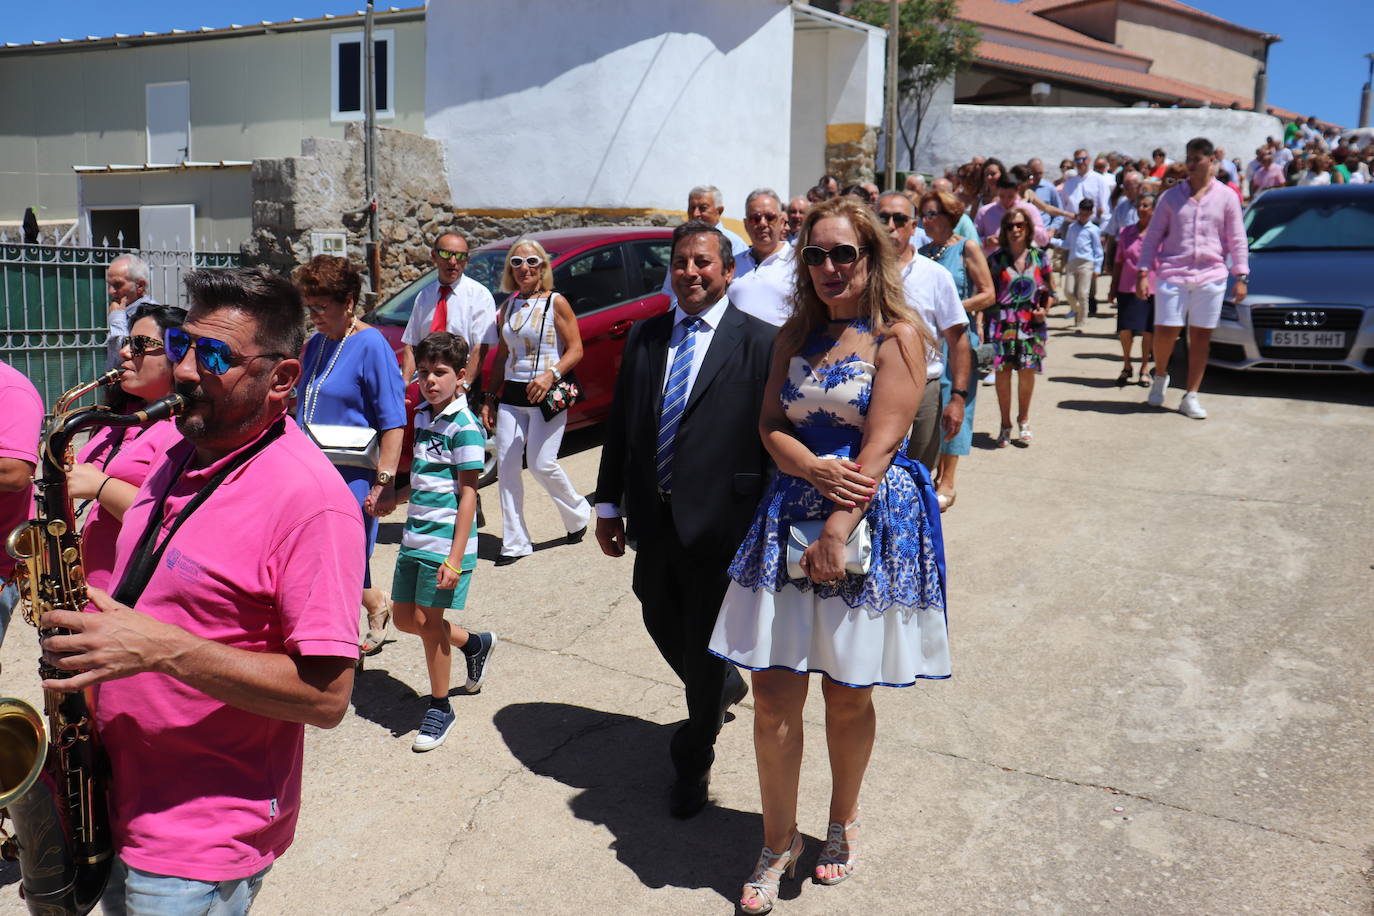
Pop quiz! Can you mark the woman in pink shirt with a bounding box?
[67,303,186,592]
[1136,136,1249,420]
[1110,193,1156,387]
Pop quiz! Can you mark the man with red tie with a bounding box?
[401,232,498,395]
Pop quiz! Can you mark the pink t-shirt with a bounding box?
[0,361,43,580]
[1137,179,1249,286]
[1113,224,1155,296]
[94,415,363,882]
[75,419,182,593]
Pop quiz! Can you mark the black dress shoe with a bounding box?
[493,554,522,567]
[720,675,748,720]
[669,775,710,819]
[566,526,587,544]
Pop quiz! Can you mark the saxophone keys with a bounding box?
[46,520,68,537]
[62,548,78,564]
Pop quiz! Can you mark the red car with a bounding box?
[363,226,676,479]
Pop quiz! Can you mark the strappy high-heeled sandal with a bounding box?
[814,814,860,886]
[995,426,1012,448]
[740,830,804,915]
[360,603,391,656]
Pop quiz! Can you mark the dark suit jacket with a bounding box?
[595,302,776,557]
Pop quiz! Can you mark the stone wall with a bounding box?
[825,125,880,185]
[243,124,684,300]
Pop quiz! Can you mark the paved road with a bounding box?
[2,316,1371,914]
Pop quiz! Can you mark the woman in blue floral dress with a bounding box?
[985,208,1056,447]
[708,198,949,914]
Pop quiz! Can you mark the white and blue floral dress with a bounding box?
[708,321,951,687]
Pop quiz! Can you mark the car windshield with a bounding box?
[1246,194,1374,251]
[465,248,509,299]
[369,270,435,326]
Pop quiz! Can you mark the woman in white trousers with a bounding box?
[481,239,591,565]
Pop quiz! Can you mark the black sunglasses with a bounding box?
[164,327,287,376]
[878,212,912,227]
[800,245,868,267]
[121,334,165,357]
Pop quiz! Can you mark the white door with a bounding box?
[146,81,190,164]
[140,204,195,251]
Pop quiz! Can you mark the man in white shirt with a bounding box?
[105,254,154,369]
[727,189,796,327]
[401,232,498,395]
[1062,149,1112,226]
[661,185,750,305]
[877,191,970,472]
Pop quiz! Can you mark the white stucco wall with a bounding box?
[425,0,795,214]
[923,105,1284,174]
[791,15,886,196]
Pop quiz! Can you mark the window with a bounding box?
[628,240,672,297]
[311,231,348,257]
[331,30,394,121]
[553,246,631,315]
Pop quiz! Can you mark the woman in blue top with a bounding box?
[294,256,408,655]
[917,189,994,511]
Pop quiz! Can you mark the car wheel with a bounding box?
[478,430,498,488]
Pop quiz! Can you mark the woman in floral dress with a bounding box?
[985,207,1056,447]
[709,197,949,914]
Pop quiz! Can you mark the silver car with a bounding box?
[1210,185,1374,374]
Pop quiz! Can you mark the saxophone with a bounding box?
[0,372,185,916]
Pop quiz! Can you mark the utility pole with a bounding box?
[363,1,381,303]
[1360,53,1374,128]
[883,0,900,190]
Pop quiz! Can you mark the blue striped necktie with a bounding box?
[656,316,703,493]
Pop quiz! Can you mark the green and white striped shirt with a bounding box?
[400,398,485,568]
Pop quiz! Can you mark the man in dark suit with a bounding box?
[595,220,776,818]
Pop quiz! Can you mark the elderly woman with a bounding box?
[293,255,407,655]
[66,303,187,593]
[986,208,1056,447]
[1110,192,1157,386]
[918,190,995,510]
[709,197,949,914]
[480,239,591,565]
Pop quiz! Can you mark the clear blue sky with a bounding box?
[4,0,1369,127]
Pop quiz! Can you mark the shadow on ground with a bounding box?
[350,661,484,737]
[494,702,817,905]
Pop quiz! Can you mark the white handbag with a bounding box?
[305,422,380,469]
[785,519,872,581]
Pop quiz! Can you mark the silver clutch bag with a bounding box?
[305,422,380,469]
[785,519,872,580]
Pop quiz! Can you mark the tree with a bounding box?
[848,0,980,171]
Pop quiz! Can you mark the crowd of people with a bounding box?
[0,130,1262,914]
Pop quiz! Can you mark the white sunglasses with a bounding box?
[508,255,544,268]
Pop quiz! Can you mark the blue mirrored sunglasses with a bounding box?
[164,327,287,376]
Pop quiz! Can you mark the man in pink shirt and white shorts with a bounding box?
[1136,136,1250,419]
[40,268,364,914]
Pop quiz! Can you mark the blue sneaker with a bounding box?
[463,632,498,693]
[412,707,456,752]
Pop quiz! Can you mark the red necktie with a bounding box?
[430,284,453,333]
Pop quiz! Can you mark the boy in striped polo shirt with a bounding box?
[392,331,496,751]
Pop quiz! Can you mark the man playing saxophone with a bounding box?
[37,268,364,914]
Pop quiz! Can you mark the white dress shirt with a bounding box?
[1062,171,1113,225]
[728,242,795,327]
[900,254,966,379]
[401,273,498,350]
[595,296,732,519]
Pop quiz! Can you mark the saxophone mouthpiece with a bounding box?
[140,394,187,423]
[98,367,127,385]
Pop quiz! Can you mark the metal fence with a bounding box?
[0,243,240,409]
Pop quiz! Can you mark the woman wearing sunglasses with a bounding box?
[710,197,949,914]
[917,189,995,510]
[66,302,188,593]
[293,256,407,655]
[480,239,591,565]
[986,208,1056,447]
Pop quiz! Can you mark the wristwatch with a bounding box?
[949,388,969,400]
[375,471,395,487]
[1235,274,1249,283]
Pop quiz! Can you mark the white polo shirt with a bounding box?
[900,253,966,380]
[727,243,796,327]
[401,273,498,351]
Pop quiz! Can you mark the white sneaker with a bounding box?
[980,370,996,387]
[1179,392,1207,419]
[1147,373,1170,408]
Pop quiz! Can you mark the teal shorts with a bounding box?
[391,553,472,610]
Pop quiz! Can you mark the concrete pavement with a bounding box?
[1,313,1371,914]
